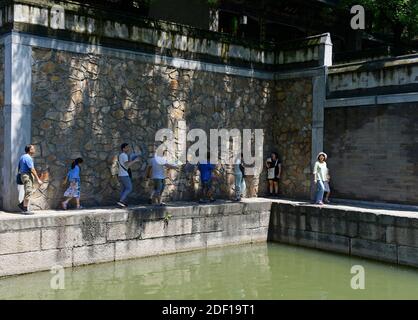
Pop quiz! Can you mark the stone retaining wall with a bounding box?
[0,201,271,277]
[28,46,313,209]
[0,1,329,211]
[0,45,3,209]
[325,54,418,205]
[269,202,418,268]
[324,103,418,204]
[2,200,418,277]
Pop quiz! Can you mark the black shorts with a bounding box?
[267,178,280,182]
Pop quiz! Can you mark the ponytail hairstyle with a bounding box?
[71,158,84,170]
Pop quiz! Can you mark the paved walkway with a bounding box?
[0,197,417,221]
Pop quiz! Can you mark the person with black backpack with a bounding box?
[117,143,139,208]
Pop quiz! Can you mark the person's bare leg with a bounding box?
[269,180,273,195]
[23,199,29,207]
[62,197,71,209]
[76,198,81,208]
[208,187,214,201]
[325,191,330,202]
[274,181,279,195]
[149,190,155,204]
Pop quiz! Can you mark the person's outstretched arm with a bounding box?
[31,167,42,185]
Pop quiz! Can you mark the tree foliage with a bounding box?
[342,0,418,44]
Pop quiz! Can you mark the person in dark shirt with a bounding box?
[266,152,281,198]
[197,152,216,203]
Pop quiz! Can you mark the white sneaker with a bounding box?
[117,201,126,208]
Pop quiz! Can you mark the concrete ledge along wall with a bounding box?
[1,199,418,278]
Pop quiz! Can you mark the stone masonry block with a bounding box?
[106,221,142,241]
[41,225,107,250]
[398,246,418,268]
[358,222,386,242]
[206,229,252,247]
[259,211,271,228]
[142,218,192,239]
[251,227,269,243]
[115,237,176,261]
[174,233,207,252]
[0,230,41,255]
[307,216,358,237]
[351,238,398,263]
[391,227,418,247]
[73,243,115,266]
[280,211,306,231]
[191,216,223,233]
[0,249,72,277]
[270,227,349,254]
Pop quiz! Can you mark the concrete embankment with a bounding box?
[269,201,418,268]
[1,199,417,277]
[0,200,271,277]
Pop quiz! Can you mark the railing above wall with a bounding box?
[0,0,333,71]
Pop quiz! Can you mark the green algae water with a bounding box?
[1,243,418,300]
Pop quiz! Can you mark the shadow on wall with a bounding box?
[324,104,418,205]
[28,30,314,210]
[0,46,4,209]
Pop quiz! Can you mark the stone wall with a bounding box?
[29,46,313,209]
[324,103,418,204]
[269,201,418,268]
[325,54,418,205]
[272,78,312,198]
[0,201,271,277]
[0,1,327,211]
[0,45,4,209]
[2,199,418,277]
[3,1,330,71]
[327,54,418,99]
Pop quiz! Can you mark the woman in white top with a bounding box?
[313,152,329,205]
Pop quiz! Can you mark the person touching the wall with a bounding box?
[313,152,329,205]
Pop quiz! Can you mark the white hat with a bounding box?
[317,152,327,160]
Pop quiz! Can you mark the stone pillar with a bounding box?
[3,33,32,211]
[310,72,326,201]
[319,33,333,68]
[310,33,332,200]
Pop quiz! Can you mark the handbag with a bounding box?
[267,159,278,179]
[16,163,23,185]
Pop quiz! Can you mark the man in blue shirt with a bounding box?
[197,152,216,203]
[18,145,43,214]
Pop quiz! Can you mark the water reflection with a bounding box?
[0,243,417,299]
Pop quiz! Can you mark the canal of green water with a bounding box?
[0,243,417,299]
